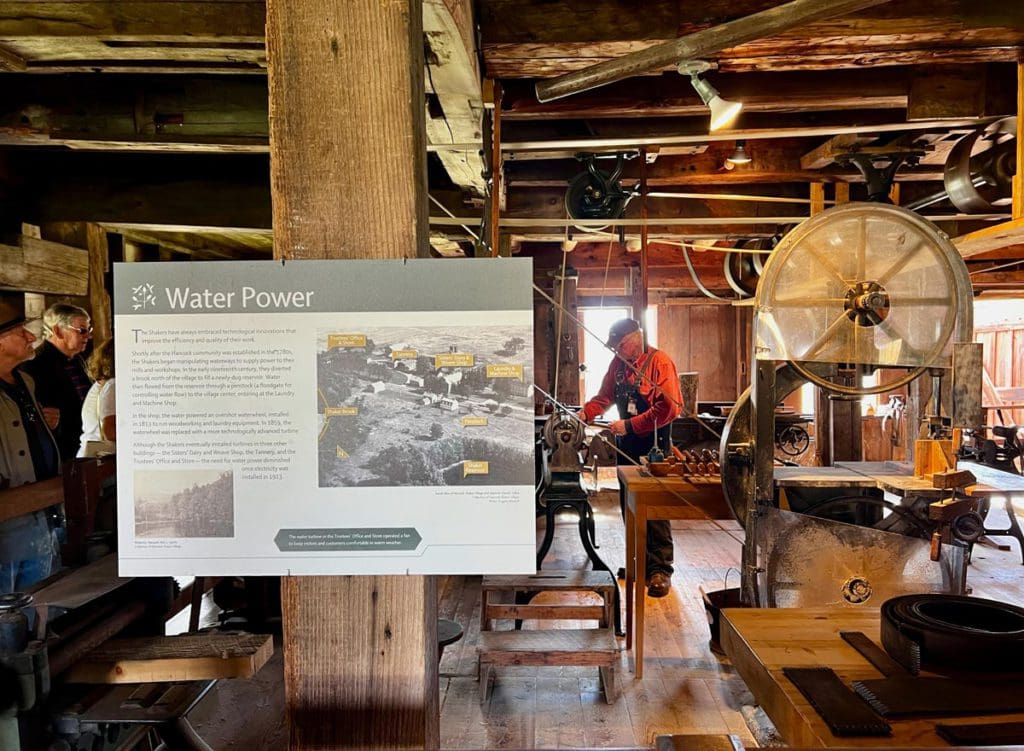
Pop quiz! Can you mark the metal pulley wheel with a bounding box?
[542,410,585,451]
[944,116,1017,214]
[723,238,769,297]
[754,203,973,396]
[564,153,637,234]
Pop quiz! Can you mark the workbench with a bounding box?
[774,461,1024,560]
[617,465,731,678]
[721,606,1024,747]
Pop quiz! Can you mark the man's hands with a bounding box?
[575,410,588,424]
[608,419,627,436]
[41,407,59,431]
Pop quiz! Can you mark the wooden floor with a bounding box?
[438,483,753,749]
[187,472,1024,750]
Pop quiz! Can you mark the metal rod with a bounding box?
[650,191,833,206]
[428,195,478,241]
[428,214,1009,227]
[427,117,998,153]
[533,0,897,101]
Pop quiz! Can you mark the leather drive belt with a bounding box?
[782,667,891,737]
[880,594,1024,675]
[853,676,1024,718]
[936,721,1024,745]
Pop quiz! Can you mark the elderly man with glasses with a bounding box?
[0,293,61,593]
[24,303,94,462]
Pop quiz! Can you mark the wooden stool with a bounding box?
[477,629,619,704]
[478,570,619,703]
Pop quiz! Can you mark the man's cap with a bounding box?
[0,292,27,334]
[606,318,641,347]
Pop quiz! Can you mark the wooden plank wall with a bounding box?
[656,303,749,402]
[977,324,1024,426]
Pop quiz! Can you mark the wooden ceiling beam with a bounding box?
[0,2,265,37]
[0,74,268,152]
[479,0,1024,78]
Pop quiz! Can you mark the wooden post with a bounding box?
[639,149,649,325]
[1014,61,1023,220]
[834,182,850,205]
[552,270,581,405]
[266,2,438,749]
[85,223,111,342]
[809,182,825,216]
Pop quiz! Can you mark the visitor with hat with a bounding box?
[0,292,61,593]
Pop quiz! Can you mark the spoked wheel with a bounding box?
[755,203,972,396]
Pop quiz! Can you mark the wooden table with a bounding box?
[721,606,1024,747]
[774,460,1024,501]
[774,461,1024,559]
[617,465,731,679]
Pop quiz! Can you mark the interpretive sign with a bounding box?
[114,259,536,576]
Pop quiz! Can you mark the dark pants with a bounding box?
[617,427,674,576]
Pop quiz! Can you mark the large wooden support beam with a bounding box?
[86,224,111,342]
[266,2,438,750]
[423,0,486,195]
[0,235,87,295]
[534,0,895,101]
[1015,62,1024,221]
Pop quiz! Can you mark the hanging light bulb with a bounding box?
[688,73,742,132]
[727,140,752,165]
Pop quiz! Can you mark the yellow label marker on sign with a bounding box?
[336,446,350,459]
[435,353,474,368]
[463,460,489,477]
[462,416,488,427]
[486,364,524,382]
[328,334,367,348]
[391,349,418,360]
[325,406,358,417]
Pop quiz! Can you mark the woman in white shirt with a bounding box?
[78,339,115,457]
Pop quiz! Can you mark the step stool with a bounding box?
[478,570,619,703]
[478,628,619,703]
[479,570,616,631]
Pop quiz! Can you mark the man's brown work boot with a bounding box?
[647,572,672,598]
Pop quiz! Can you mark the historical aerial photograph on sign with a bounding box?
[134,469,235,538]
[317,324,534,487]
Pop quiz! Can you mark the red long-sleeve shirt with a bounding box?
[580,348,681,436]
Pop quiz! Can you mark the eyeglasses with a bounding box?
[68,325,93,336]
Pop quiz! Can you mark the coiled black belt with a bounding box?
[880,594,1024,675]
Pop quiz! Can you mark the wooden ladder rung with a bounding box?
[481,570,615,594]
[477,628,619,704]
[485,604,606,621]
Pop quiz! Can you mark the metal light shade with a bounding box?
[690,74,742,131]
[727,140,752,165]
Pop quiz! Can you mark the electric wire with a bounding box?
[429,194,479,241]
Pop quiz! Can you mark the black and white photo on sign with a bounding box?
[316,324,534,488]
[134,468,235,538]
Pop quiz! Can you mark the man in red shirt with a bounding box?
[579,318,682,597]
